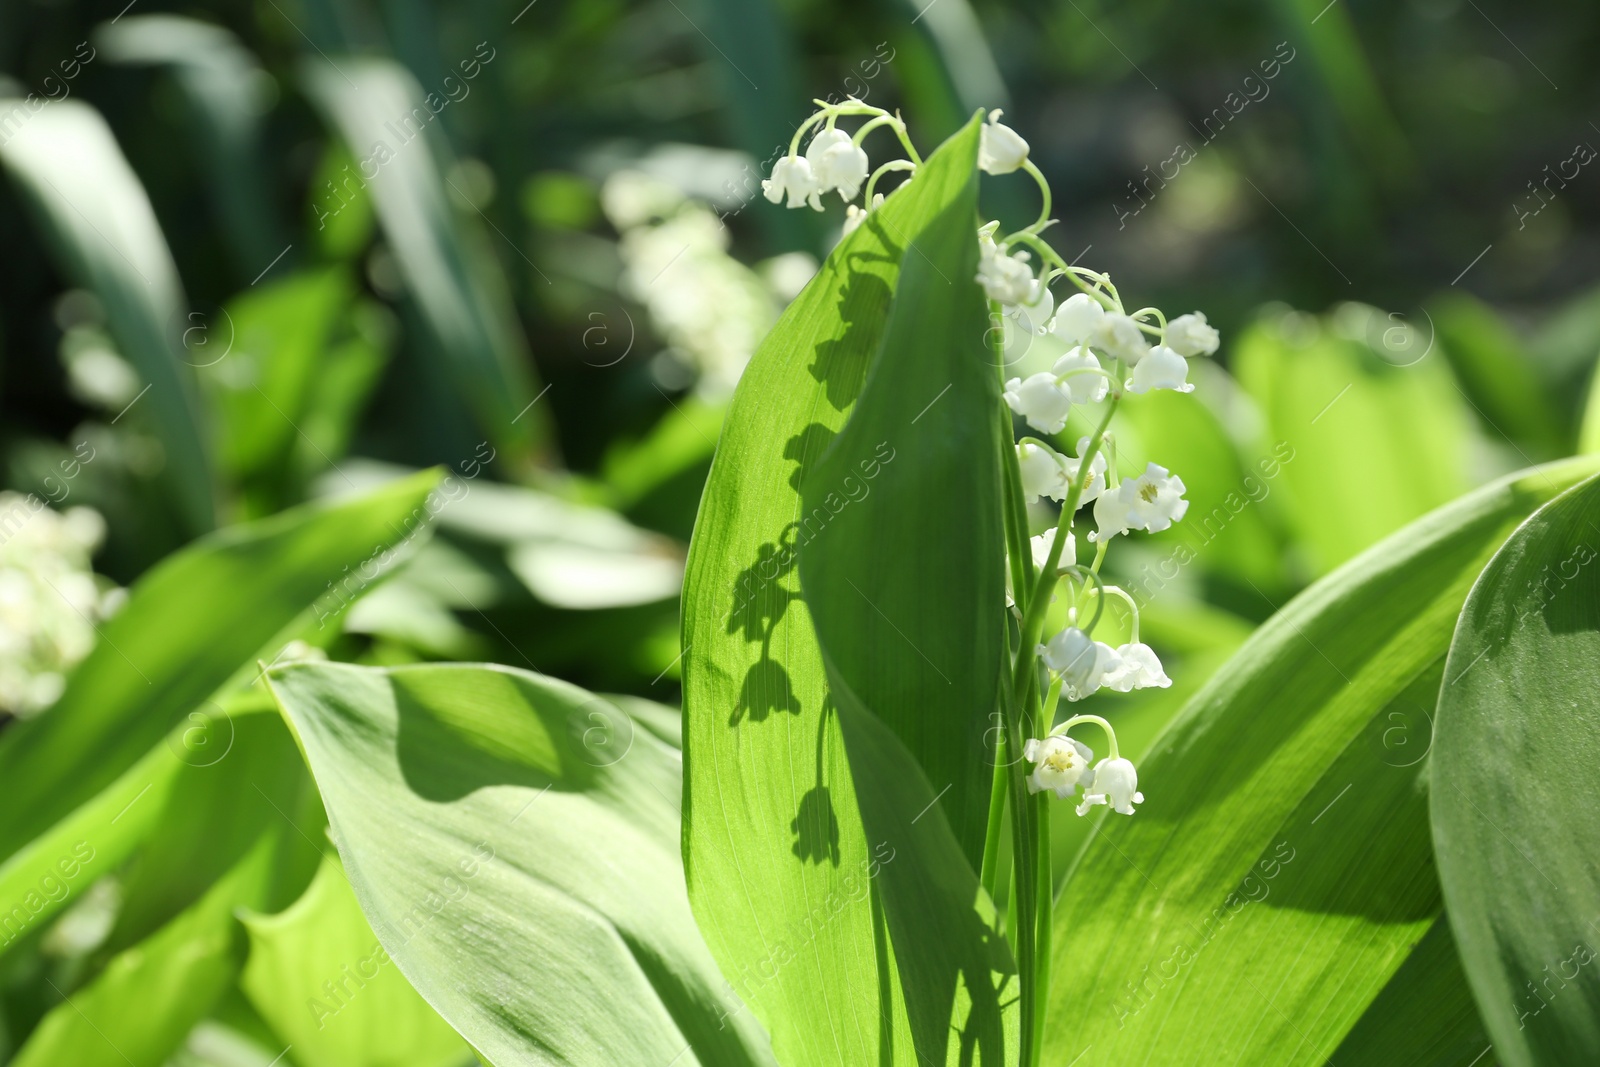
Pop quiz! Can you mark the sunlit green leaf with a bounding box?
[241,852,469,1067]
[1044,456,1600,1066]
[268,661,773,1066]
[684,114,1014,1067]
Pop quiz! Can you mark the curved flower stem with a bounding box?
[862,159,916,205]
[1019,159,1053,235]
[1049,713,1121,760]
[1003,231,1120,310]
[788,109,830,156]
[852,113,900,147]
[1087,584,1141,641]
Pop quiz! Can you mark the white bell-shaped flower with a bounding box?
[806,127,870,201]
[1127,345,1194,394]
[977,247,1038,306]
[1091,462,1188,541]
[762,155,822,210]
[1166,311,1220,357]
[1029,527,1075,572]
[1066,437,1109,504]
[1004,373,1074,434]
[1038,627,1122,701]
[1053,347,1108,404]
[1008,277,1055,335]
[1076,757,1144,816]
[1050,293,1106,346]
[1102,642,1171,692]
[1017,442,1071,502]
[1092,312,1151,364]
[978,109,1030,175]
[1023,735,1094,799]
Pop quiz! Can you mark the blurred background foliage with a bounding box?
[1,0,1599,1062]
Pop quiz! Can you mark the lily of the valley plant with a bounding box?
[763,98,1220,1063]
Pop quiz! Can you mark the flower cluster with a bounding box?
[603,169,814,398]
[0,494,118,717]
[762,104,1224,820]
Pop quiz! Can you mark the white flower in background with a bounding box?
[1038,626,1122,701]
[1102,643,1171,692]
[1128,345,1194,394]
[1053,348,1108,405]
[0,495,115,718]
[1024,735,1094,798]
[1017,441,1070,502]
[762,154,822,210]
[1076,757,1144,816]
[842,193,885,237]
[978,109,1030,175]
[1093,312,1151,364]
[1004,372,1074,434]
[606,171,781,398]
[1066,438,1109,504]
[806,128,870,201]
[1030,527,1075,572]
[1050,293,1106,347]
[1166,311,1220,357]
[977,246,1039,307]
[1092,463,1188,541]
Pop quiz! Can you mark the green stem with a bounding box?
[1020,159,1052,235]
[1011,398,1120,708]
[1031,791,1052,1067]
[863,160,916,208]
[1050,713,1121,759]
[980,735,1009,905]
[999,662,1037,1067]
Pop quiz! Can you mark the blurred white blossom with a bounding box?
[0,494,116,717]
[604,170,786,398]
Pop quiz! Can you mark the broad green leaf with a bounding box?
[241,853,469,1067]
[797,114,1014,1066]
[267,661,774,1067]
[1433,471,1600,1067]
[0,98,214,534]
[683,117,1004,1067]
[1234,307,1471,574]
[1043,456,1600,1067]
[300,58,548,468]
[94,15,286,274]
[11,833,283,1067]
[0,469,442,862]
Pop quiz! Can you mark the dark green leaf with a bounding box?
[1433,470,1600,1067]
